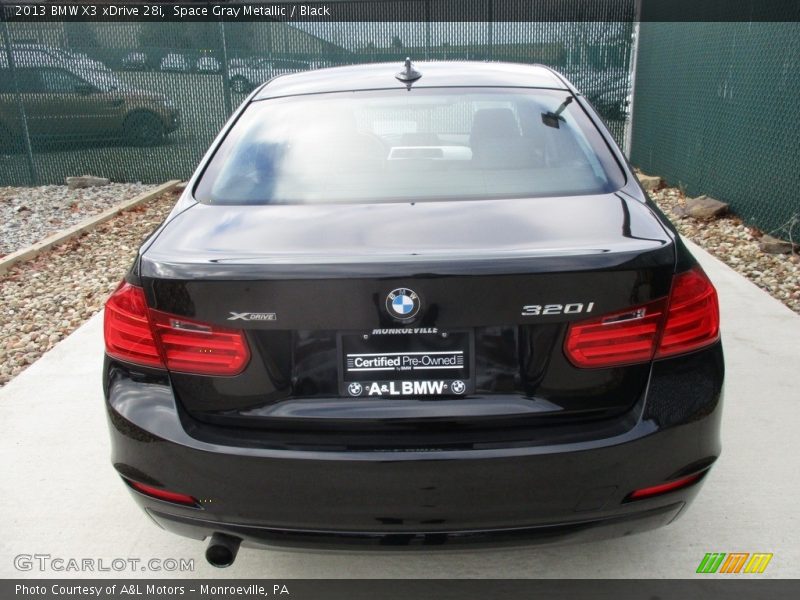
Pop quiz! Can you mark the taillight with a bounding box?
[564,300,666,368]
[655,267,720,359]
[104,281,250,376]
[565,266,719,368]
[149,310,250,376]
[104,281,162,368]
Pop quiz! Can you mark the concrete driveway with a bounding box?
[1,240,798,578]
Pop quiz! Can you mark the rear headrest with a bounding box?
[470,108,520,145]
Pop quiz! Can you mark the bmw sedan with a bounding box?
[103,61,723,567]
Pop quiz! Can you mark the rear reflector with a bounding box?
[126,479,198,507]
[565,266,719,368]
[626,472,704,501]
[104,281,250,376]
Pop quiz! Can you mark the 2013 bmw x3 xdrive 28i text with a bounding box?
[102,61,723,566]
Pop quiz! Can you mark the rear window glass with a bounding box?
[195,87,625,205]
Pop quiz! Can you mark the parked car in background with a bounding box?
[103,61,723,565]
[122,52,149,71]
[11,43,110,73]
[0,60,180,148]
[308,59,334,70]
[229,58,309,92]
[67,50,110,73]
[160,53,190,73]
[195,56,221,74]
[228,57,250,69]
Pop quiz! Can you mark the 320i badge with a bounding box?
[102,60,723,567]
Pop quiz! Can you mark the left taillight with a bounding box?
[104,281,250,376]
[148,309,250,376]
[104,281,163,368]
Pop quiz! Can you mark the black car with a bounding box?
[103,61,723,567]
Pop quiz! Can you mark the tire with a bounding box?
[124,112,165,147]
[230,76,250,93]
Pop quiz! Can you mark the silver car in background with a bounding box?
[160,53,191,73]
[228,58,309,93]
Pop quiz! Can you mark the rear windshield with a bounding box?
[195,87,625,205]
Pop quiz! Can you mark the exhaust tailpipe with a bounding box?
[205,533,241,568]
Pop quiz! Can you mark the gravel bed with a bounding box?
[649,187,800,314]
[0,190,178,386]
[0,182,157,257]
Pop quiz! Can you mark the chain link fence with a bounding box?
[0,1,635,187]
[630,21,800,234]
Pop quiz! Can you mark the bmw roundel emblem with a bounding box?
[386,288,421,321]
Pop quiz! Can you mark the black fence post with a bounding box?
[1,18,36,185]
[424,0,431,59]
[486,0,493,61]
[218,20,233,118]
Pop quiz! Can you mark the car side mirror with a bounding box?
[74,83,96,95]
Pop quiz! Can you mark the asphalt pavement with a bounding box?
[1,240,798,578]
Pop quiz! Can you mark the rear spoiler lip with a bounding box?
[140,241,674,281]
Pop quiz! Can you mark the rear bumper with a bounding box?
[105,344,723,550]
[145,501,687,551]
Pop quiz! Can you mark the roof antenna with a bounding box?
[395,57,422,88]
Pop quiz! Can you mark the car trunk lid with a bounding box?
[138,193,675,437]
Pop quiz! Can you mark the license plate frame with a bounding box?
[337,329,475,398]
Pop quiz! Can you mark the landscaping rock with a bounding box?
[636,173,662,191]
[686,195,729,220]
[66,175,111,189]
[759,234,797,255]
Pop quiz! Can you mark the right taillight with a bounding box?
[104,280,250,376]
[565,266,719,368]
[654,267,720,359]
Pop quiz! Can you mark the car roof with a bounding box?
[0,52,64,69]
[254,61,568,100]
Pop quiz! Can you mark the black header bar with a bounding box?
[1,0,799,23]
